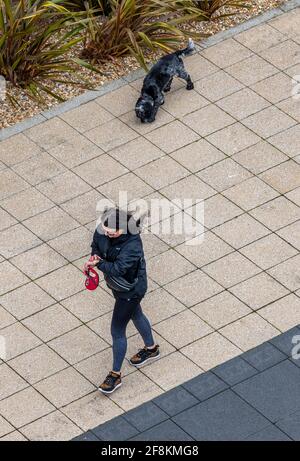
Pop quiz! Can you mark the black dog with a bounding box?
[135,39,195,123]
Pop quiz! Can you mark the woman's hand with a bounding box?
[84,255,101,273]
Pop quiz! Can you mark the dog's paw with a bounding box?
[186,82,194,90]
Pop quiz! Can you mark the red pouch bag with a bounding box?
[84,268,99,291]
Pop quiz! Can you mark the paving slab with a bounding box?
[241,341,287,371]
[234,360,300,422]
[92,416,139,441]
[276,410,300,440]
[123,401,169,432]
[270,326,300,355]
[211,356,257,386]
[153,386,199,417]
[172,389,269,441]
[245,424,291,441]
[130,420,194,441]
[181,371,228,401]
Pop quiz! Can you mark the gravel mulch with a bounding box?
[0,0,286,129]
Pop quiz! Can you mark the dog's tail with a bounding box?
[175,38,195,58]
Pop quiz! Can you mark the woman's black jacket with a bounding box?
[91,229,147,300]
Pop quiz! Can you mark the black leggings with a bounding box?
[111,297,155,372]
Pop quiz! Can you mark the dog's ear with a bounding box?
[135,97,144,110]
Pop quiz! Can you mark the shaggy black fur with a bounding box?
[135,39,195,123]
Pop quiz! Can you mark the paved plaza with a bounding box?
[0,1,300,441]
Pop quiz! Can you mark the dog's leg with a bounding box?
[177,66,194,90]
[164,77,173,92]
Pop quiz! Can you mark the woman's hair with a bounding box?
[101,203,148,234]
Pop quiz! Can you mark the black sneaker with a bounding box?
[99,371,122,394]
[129,345,160,368]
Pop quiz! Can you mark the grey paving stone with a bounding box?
[153,386,199,417]
[173,389,269,441]
[212,357,257,386]
[0,115,47,141]
[242,342,287,371]
[201,28,241,47]
[130,420,193,441]
[270,326,300,356]
[290,325,300,367]
[182,372,228,401]
[245,425,291,441]
[276,410,300,440]
[234,360,300,422]
[73,431,100,441]
[280,0,300,11]
[289,354,300,368]
[92,416,139,441]
[253,7,284,21]
[95,77,127,94]
[42,79,127,119]
[123,401,169,432]
[124,68,146,82]
[42,92,101,119]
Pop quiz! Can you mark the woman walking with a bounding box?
[84,207,160,394]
